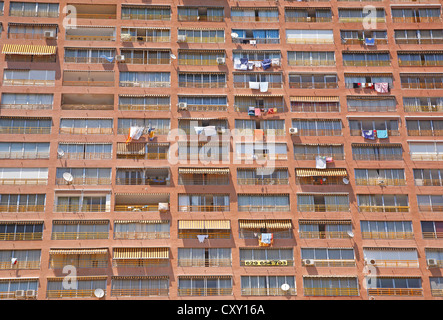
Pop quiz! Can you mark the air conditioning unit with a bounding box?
[44,30,55,39]
[26,290,36,299]
[427,258,438,267]
[15,290,25,299]
[177,35,187,42]
[366,258,376,265]
[158,202,169,212]
[178,102,188,110]
[303,259,315,266]
[289,127,298,135]
[115,55,125,62]
[216,57,226,65]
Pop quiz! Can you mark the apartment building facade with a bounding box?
[0,0,442,300]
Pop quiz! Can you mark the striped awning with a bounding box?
[290,96,339,102]
[52,219,109,225]
[2,44,57,55]
[231,6,278,11]
[112,275,168,280]
[363,247,417,251]
[178,168,230,175]
[114,220,168,224]
[49,248,108,255]
[178,275,232,280]
[113,247,169,260]
[296,168,347,177]
[47,276,107,281]
[239,219,292,230]
[178,220,230,230]
[352,143,402,147]
[0,220,43,225]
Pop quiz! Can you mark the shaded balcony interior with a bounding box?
[61,94,114,110]
[178,168,230,186]
[295,168,348,185]
[65,26,115,41]
[114,193,170,212]
[67,4,117,19]
[115,167,170,186]
[62,70,114,87]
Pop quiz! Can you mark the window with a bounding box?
[240,248,293,266]
[352,143,403,161]
[178,276,232,296]
[338,8,385,22]
[232,29,280,44]
[0,250,41,269]
[342,52,390,66]
[289,73,338,89]
[0,168,48,185]
[1,93,53,110]
[421,221,443,239]
[121,27,170,42]
[363,248,418,268]
[119,72,170,88]
[46,278,106,298]
[178,248,231,267]
[286,29,333,44]
[177,7,224,22]
[417,195,443,212]
[0,279,38,299]
[360,221,413,239]
[0,222,43,241]
[406,119,443,136]
[409,142,443,161]
[303,277,359,296]
[114,220,170,240]
[347,96,396,112]
[55,168,111,185]
[51,220,109,240]
[241,276,296,296]
[288,51,335,66]
[414,169,443,186]
[178,194,229,212]
[301,248,355,267]
[0,194,45,212]
[178,29,224,43]
[291,119,342,136]
[0,142,49,159]
[403,96,443,112]
[178,73,226,88]
[237,168,289,185]
[121,5,171,20]
[297,194,350,212]
[111,277,169,297]
[294,143,344,160]
[57,143,112,160]
[299,220,353,239]
[367,277,422,296]
[9,1,59,17]
[238,194,290,212]
[354,169,405,186]
[3,69,55,86]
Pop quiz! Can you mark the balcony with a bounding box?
[297,204,350,212]
[361,231,414,239]
[114,193,169,213]
[0,205,45,213]
[63,71,114,87]
[116,168,170,186]
[65,26,115,41]
[67,4,116,19]
[242,288,297,296]
[47,289,106,299]
[111,288,169,297]
[178,168,230,186]
[178,258,232,267]
[358,205,409,213]
[116,142,169,160]
[367,288,422,296]
[304,287,359,296]
[61,94,114,111]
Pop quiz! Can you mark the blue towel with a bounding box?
[240,58,248,65]
[365,38,375,46]
[262,59,271,70]
[362,130,375,140]
[100,55,114,63]
[376,130,388,139]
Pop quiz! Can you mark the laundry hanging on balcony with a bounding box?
[362,129,375,140]
[262,58,272,70]
[197,234,209,243]
[148,127,155,141]
[259,82,269,93]
[315,156,327,169]
[374,82,389,93]
[376,129,388,139]
[364,38,375,46]
[100,54,114,63]
[259,233,273,246]
[126,126,145,144]
[203,126,217,136]
[234,58,248,70]
[249,81,260,89]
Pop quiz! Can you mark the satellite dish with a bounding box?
[170,54,177,60]
[63,172,73,183]
[57,149,65,157]
[231,32,239,39]
[281,283,290,291]
[347,231,354,238]
[94,288,105,298]
[343,177,349,184]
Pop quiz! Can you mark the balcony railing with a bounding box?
[285,17,332,23]
[358,205,409,213]
[353,154,403,161]
[339,17,386,23]
[120,81,170,88]
[51,232,109,240]
[342,38,388,45]
[55,178,111,185]
[289,82,338,89]
[348,105,397,112]
[238,205,290,212]
[59,128,113,135]
[63,80,114,87]
[231,16,279,23]
[177,15,224,22]
[178,231,231,239]
[294,153,345,161]
[237,178,289,185]
[237,154,288,161]
[241,288,297,296]
[114,204,162,212]
[58,152,112,160]
[0,205,45,213]
[121,35,170,42]
[0,104,52,110]
[181,36,224,44]
[297,204,350,212]
[395,38,443,45]
[299,231,352,239]
[0,127,51,134]
[0,260,40,269]
[0,179,47,185]
[361,231,414,239]
[288,60,336,67]
[410,154,443,161]
[302,259,356,267]
[64,57,115,64]
[111,289,168,297]
[304,287,359,296]
[404,105,443,112]
[286,38,334,44]
[407,129,443,136]
[293,129,342,136]
[399,60,443,67]
[65,35,115,41]
[177,288,232,296]
[370,260,419,268]
[0,233,43,241]
[343,60,390,67]
[177,258,232,267]
[116,178,169,186]
[119,104,170,111]
[3,79,55,86]
[355,178,406,186]
[47,289,106,299]
[392,16,441,23]
[233,38,280,44]
[8,33,55,40]
[350,129,399,136]
[76,13,116,19]
[50,259,108,269]
[179,82,226,89]
[121,58,170,65]
[401,82,443,89]
[367,288,423,296]
[297,176,347,185]
[114,231,170,240]
[122,13,170,21]
[112,259,168,267]
[54,204,108,213]
[179,205,229,212]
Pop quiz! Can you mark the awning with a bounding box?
[111,275,168,280]
[2,44,57,55]
[47,276,107,281]
[0,220,43,225]
[178,168,230,175]
[239,219,292,230]
[363,247,417,251]
[113,247,169,260]
[290,96,339,102]
[352,143,402,147]
[49,248,108,255]
[114,220,168,224]
[178,220,230,230]
[296,168,347,177]
[52,219,109,225]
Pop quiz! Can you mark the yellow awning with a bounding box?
[299,219,352,225]
[178,168,230,175]
[49,248,108,255]
[113,247,169,260]
[178,220,230,230]
[239,219,292,230]
[2,44,57,55]
[296,168,347,177]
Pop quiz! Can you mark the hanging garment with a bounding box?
[255,108,261,116]
[260,233,273,244]
[254,129,264,141]
[233,58,243,70]
[262,59,272,70]
[248,107,256,116]
[259,82,269,92]
[254,61,262,68]
[315,156,327,169]
[367,83,374,89]
[126,126,144,143]
[376,129,388,139]
[271,58,280,66]
[365,38,375,46]
[148,128,155,141]
[194,126,205,135]
[267,108,277,115]
[100,55,114,63]
[326,156,333,163]
[240,58,249,65]
[248,62,254,70]
[374,82,389,93]
[362,129,375,140]
[249,82,260,89]
[203,126,217,136]
[353,83,360,88]
[197,235,209,243]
